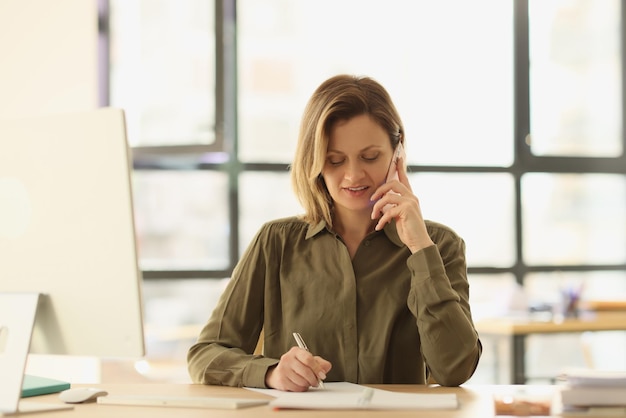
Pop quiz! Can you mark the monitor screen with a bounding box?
[0,108,145,359]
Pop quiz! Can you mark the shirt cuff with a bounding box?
[407,244,445,281]
[242,357,280,388]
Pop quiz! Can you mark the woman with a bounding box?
[187,74,482,391]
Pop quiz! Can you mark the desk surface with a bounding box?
[475,310,626,335]
[19,383,568,418]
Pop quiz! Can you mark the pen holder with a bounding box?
[559,287,581,319]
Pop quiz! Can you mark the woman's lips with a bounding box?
[343,186,369,197]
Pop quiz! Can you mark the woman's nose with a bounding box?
[344,160,365,181]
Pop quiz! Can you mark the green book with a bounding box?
[21,374,71,398]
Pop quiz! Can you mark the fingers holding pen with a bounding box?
[266,346,331,392]
[293,347,330,387]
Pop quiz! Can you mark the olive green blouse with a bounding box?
[187,216,482,388]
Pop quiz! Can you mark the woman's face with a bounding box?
[321,114,394,216]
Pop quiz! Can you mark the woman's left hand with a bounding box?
[370,156,434,253]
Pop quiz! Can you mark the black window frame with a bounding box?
[99,0,626,284]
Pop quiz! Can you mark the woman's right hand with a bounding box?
[265,346,331,392]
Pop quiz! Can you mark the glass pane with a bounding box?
[140,278,229,376]
[468,273,518,319]
[133,170,229,270]
[528,0,622,157]
[524,271,626,374]
[109,0,215,146]
[142,278,228,334]
[410,173,516,267]
[522,173,626,265]
[238,172,304,256]
[466,273,518,385]
[238,0,514,166]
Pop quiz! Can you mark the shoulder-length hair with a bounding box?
[290,74,405,227]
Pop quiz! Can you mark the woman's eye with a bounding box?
[362,154,379,162]
[328,158,344,166]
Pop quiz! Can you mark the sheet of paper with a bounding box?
[245,381,364,398]
[245,382,458,410]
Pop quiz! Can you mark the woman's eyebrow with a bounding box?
[326,145,383,154]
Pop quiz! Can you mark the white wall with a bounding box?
[0,0,98,120]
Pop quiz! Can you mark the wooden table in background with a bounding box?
[475,310,626,384]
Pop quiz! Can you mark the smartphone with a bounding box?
[382,143,405,214]
[385,143,405,184]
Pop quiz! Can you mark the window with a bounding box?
[237,0,514,167]
[528,0,622,157]
[103,0,626,378]
[104,0,626,294]
[109,0,216,147]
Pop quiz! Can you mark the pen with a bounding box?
[292,332,325,389]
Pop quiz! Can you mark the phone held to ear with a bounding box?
[385,143,405,183]
[382,143,405,214]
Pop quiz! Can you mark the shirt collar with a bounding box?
[305,219,405,248]
[305,220,328,239]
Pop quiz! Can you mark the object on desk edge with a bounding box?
[493,391,553,416]
[97,394,269,409]
[557,368,626,412]
[21,375,70,398]
[559,385,626,408]
[58,388,109,404]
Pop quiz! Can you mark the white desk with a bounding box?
[18,383,569,418]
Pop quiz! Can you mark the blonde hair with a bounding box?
[290,74,405,227]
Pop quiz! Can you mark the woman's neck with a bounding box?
[332,209,377,241]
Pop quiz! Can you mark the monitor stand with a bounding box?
[0,293,73,415]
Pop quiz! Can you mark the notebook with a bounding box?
[21,375,70,398]
[247,382,459,411]
[269,389,458,410]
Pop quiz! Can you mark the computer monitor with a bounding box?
[0,108,145,412]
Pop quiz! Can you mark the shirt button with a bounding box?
[364,240,370,247]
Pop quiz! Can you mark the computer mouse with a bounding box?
[58,387,108,404]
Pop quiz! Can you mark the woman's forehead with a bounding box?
[327,115,390,152]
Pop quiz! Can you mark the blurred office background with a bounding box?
[2,0,625,384]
